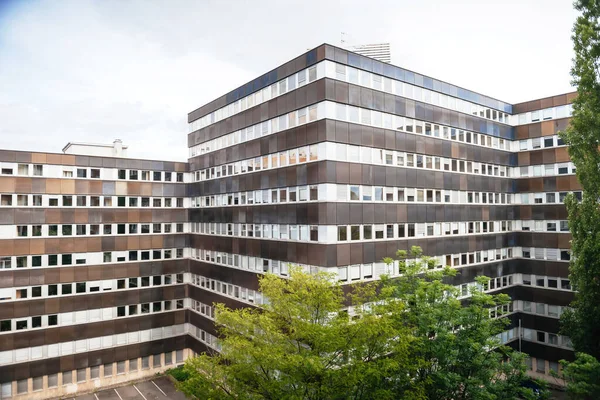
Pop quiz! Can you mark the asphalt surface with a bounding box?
[72,377,187,400]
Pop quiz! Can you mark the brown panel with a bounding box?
[60,179,75,194]
[0,177,16,193]
[517,152,530,166]
[31,153,47,164]
[555,147,571,162]
[541,121,554,136]
[45,179,61,194]
[60,155,76,166]
[0,239,15,256]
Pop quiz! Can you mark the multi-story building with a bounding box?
[350,42,391,63]
[0,43,576,398]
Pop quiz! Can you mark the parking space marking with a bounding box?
[94,394,100,400]
[114,389,123,400]
[151,380,167,397]
[133,385,148,400]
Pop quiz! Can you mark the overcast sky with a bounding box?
[0,0,576,161]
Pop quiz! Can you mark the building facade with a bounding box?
[0,43,576,398]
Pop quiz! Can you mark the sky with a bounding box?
[0,0,577,161]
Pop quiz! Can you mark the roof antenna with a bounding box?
[341,32,346,46]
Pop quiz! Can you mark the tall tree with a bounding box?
[560,353,600,400]
[177,247,541,400]
[560,0,600,360]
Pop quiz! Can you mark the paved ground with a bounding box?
[72,377,187,400]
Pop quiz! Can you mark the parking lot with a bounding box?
[72,377,187,400]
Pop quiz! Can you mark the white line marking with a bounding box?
[94,394,99,400]
[114,388,123,400]
[134,384,148,400]
[151,380,168,397]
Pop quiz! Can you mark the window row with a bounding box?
[191,248,319,279]
[327,142,509,177]
[188,63,321,133]
[520,300,568,318]
[516,191,582,204]
[522,274,572,290]
[518,135,565,151]
[0,248,185,270]
[194,143,320,182]
[488,302,515,319]
[522,328,572,349]
[0,299,184,334]
[0,193,185,208]
[516,220,569,232]
[335,220,513,242]
[191,273,267,306]
[2,350,185,397]
[0,163,188,182]
[9,222,186,239]
[188,325,221,351]
[525,356,561,376]
[516,162,575,177]
[192,220,515,244]
[191,300,215,320]
[117,169,184,182]
[0,163,44,177]
[522,247,571,262]
[0,273,185,302]
[327,60,512,125]
[193,184,514,208]
[514,104,573,126]
[0,324,186,365]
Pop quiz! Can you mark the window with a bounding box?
[1,320,11,332]
[77,368,86,382]
[17,379,27,394]
[62,225,72,236]
[17,225,28,237]
[62,284,72,294]
[33,164,43,176]
[63,371,73,385]
[117,361,126,374]
[48,315,57,326]
[48,374,58,388]
[90,168,100,178]
[153,354,162,367]
[76,282,86,293]
[76,168,87,178]
[129,170,138,180]
[104,363,113,377]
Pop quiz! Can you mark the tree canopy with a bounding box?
[177,246,542,400]
[560,0,600,362]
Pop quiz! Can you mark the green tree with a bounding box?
[560,0,600,361]
[381,247,543,400]
[178,246,542,400]
[560,353,600,400]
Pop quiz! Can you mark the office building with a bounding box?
[0,43,576,398]
[351,43,391,63]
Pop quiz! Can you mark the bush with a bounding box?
[167,366,190,382]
